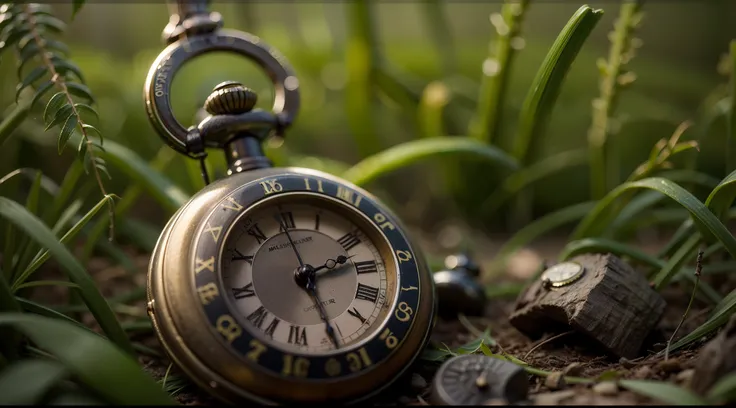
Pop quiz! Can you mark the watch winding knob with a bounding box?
[204,81,258,115]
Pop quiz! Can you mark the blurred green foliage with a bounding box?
[0,1,732,235]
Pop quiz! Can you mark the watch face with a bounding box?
[189,174,423,381]
[540,262,584,287]
[221,200,394,354]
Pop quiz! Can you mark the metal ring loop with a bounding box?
[144,29,300,155]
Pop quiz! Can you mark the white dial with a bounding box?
[221,201,394,354]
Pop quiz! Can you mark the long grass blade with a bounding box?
[15,195,117,290]
[512,5,603,163]
[652,234,700,289]
[572,178,736,260]
[480,148,588,216]
[0,313,172,405]
[0,359,67,404]
[707,371,736,403]
[0,198,133,355]
[727,40,736,172]
[666,288,736,354]
[0,98,32,148]
[342,137,518,187]
[619,379,707,405]
[560,237,662,268]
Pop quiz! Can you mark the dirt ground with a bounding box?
[29,231,724,406]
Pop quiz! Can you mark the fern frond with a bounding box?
[0,2,114,239]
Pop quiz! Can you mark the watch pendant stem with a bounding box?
[204,81,272,176]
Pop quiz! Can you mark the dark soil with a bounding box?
[27,233,727,406]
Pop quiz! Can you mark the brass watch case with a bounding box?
[147,167,436,405]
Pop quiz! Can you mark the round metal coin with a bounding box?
[540,262,585,288]
[430,354,529,405]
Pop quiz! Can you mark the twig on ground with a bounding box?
[524,330,574,360]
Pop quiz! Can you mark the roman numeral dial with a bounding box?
[220,200,393,353]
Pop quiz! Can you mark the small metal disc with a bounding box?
[430,354,529,405]
[540,261,585,288]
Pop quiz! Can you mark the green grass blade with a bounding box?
[51,199,83,236]
[15,195,117,290]
[573,178,736,260]
[15,280,80,290]
[658,219,694,258]
[418,81,449,138]
[44,160,83,227]
[705,168,736,219]
[0,198,133,356]
[345,0,380,157]
[667,288,736,353]
[0,273,20,360]
[0,359,68,404]
[421,0,456,77]
[13,171,44,278]
[560,237,662,269]
[16,297,89,331]
[342,137,518,187]
[619,379,707,405]
[469,0,530,144]
[0,99,31,148]
[118,219,161,254]
[652,234,700,289]
[728,40,736,172]
[707,371,736,403]
[487,201,595,280]
[512,5,603,163]
[286,155,351,177]
[480,148,588,216]
[99,139,188,214]
[0,313,172,405]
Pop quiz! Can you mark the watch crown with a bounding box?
[204,81,258,115]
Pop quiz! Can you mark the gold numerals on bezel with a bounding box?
[191,174,424,380]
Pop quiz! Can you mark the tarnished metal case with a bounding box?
[146,167,436,405]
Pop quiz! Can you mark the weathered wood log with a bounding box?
[691,313,736,395]
[509,253,666,359]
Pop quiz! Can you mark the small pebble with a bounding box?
[633,365,653,379]
[656,358,681,374]
[411,373,428,391]
[676,369,694,387]
[545,372,566,390]
[592,381,619,396]
[563,362,583,377]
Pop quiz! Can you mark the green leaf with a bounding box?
[74,104,98,121]
[0,198,133,355]
[707,371,736,403]
[15,280,80,290]
[81,124,102,142]
[65,82,94,103]
[72,0,86,20]
[0,98,31,147]
[30,80,54,109]
[572,178,736,260]
[1,27,31,52]
[667,288,736,353]
[58,114,78,154]
[342,137,519,187]
[619,380,707,405]
[34,15,65,33]
[43,92,66,124]
[15,66,48,101]
[52,58,84,83]
[0,359,68,404]
[16,297,89,331]
[512,5,603,163]
[0,313,173,405]
[45,103,72,131]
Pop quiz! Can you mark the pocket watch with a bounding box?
[143,2,436,405]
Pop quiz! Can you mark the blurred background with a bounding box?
[1,0,734,265]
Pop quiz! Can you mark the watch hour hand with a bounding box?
[313,254,355,276]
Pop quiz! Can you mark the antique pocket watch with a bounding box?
[144,2,436,405]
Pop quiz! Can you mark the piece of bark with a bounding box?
[509,253,666,359]
[691,313,736,395]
